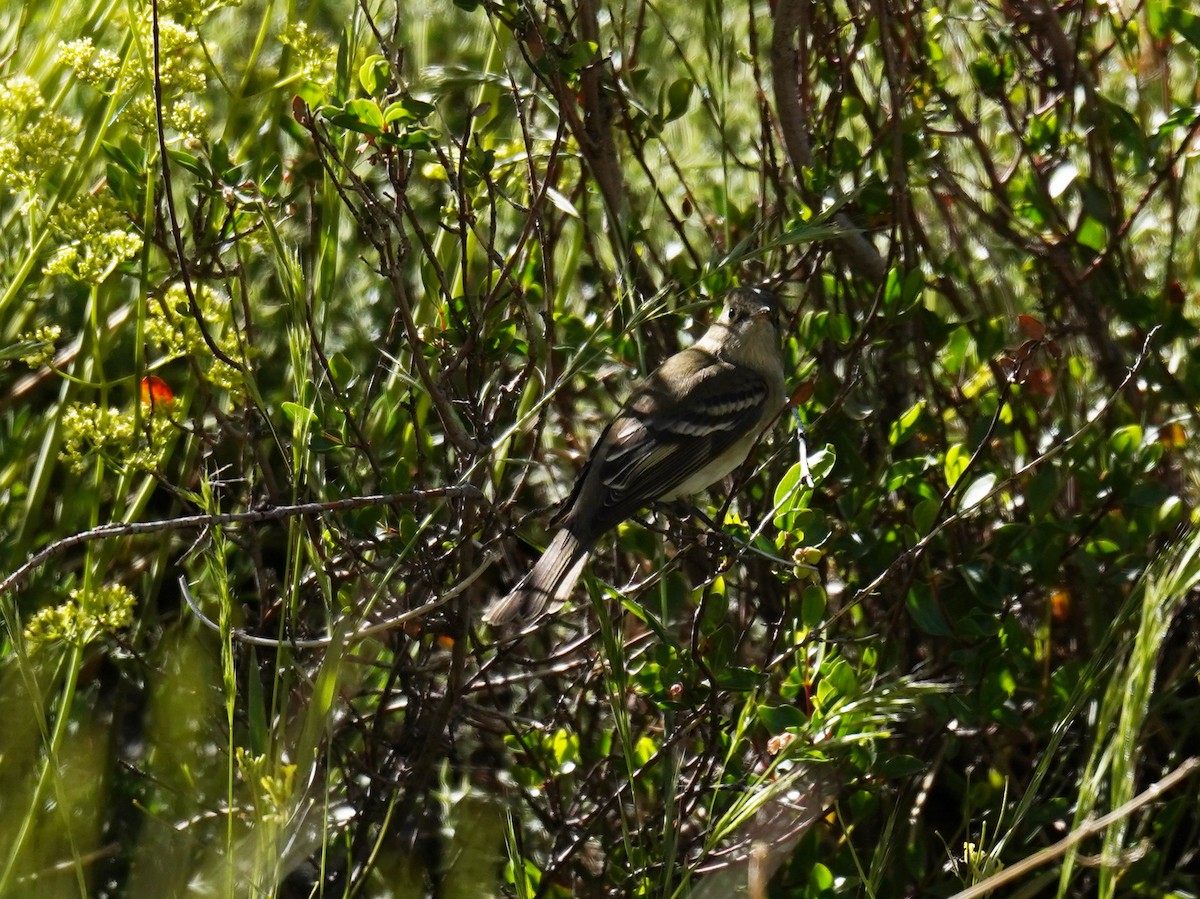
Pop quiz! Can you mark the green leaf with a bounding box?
[823,312,853,343]
[758,703,807,732]
[167,149,207,177]
[886,457,930,491]
[807,444,836,483]
[717,666,765,692]
[1095,96,1150,167]
[663,77,694,123]
[246,647,269,754]
[968,54,1011,97]
[1029,108,1060,152]
[1109,423,1144,458]
[1157,495,1184,528]
[101,137,146,173]
[1026,466,1059,518]
[907,585,951,636]
[912,498,939,535]
[347,97,384,133]
[798,512,831,547]
[550,728,579,768]
[323,98,386,136]
[773,461,810,530]
[328,351,355,385]
[1085,538,1120,555]
[1160,3,1200,50]
[958,472,997,512]
[958,608,1002,638]
[888,400,925,446]
[334,25,351,98]
[358,54,388,95]
[632,735,657,767]
[903,267,924,305]
[810,863,834,891]
[800,584,826,628]
[394,128,437,150]
[1076,215,1107,252]
[821,658,858,701]
[884,267,903,308]
[282,401,317,427]
[944,443,969,487]
[883,266,923,310]
[1155,104,1200,142]
[877,754,926,778]
[559,40,598,75]
[383,97,435,124]
[105,164,138,205]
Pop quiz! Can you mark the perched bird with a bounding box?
[484,287,787,627]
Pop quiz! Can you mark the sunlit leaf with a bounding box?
[944,443,969,487]
[1047,161,1077,199]
[888,400,925,446]
[663,77,694,122]
[959,473,996,512]
[1109,424,1144,458]
[358,55,388,95]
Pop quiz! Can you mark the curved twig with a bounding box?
[0,486,482,597]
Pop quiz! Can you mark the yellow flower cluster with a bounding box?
[236,748,298,825]
[25,583,137,648]
[158,0,245,26]
[147,283,245,391]
[43,230,143,283]
[15,325,61,368]
[59,19,208,142]
[280,22,335,86]
[58,38,123,85]
[0,75,46,114]
[0,76,78,197]
[60,400,176,473]
[42,192,144,284]
[142,20,208,94]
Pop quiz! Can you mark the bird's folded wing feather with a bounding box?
[584,355,769,528]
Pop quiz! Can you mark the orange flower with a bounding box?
[140,375,174,410]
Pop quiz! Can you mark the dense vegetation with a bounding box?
[1,0,1199,895]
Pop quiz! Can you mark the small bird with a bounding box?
[484,287,787,627]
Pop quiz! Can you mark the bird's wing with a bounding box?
[567,352,770,534]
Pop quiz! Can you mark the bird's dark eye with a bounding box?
[728,307,741,323]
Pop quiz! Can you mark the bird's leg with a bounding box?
[651,501,741,557]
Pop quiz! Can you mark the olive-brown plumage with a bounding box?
[484,288,787,626]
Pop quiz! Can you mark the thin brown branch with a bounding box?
[769,0,886,285]
[0,486,483,598]
[950,757,1200,899]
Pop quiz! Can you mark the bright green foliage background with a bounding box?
[1,0,1200,896]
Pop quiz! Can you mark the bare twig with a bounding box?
[0,486,483,597]
[770,0,886,284]
[949,757,1200,898]
[176,549,498,649]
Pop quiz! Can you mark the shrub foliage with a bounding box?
[1,0,1199,896]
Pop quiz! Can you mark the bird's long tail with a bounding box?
[484,529,591,627]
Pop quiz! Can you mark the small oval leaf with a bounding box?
[959,472,997,512]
